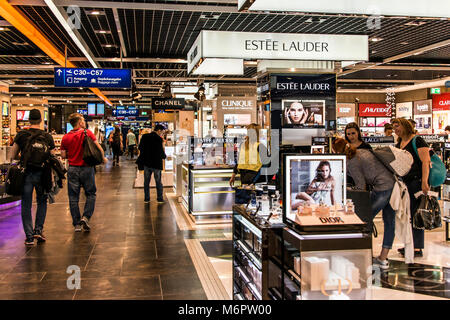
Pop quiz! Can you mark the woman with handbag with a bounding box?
[333,138,396,270]
[392,118,431,257]
[109,126,123,167]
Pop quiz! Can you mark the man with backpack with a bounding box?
[61,113,107,232]
[9,109,55,245]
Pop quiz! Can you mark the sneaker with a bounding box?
[373,257,389,270]
[397,248,423,257]
[157,199,165,204]
[24,238,34,246]
[80,216,91,231]
[33,230,46,243]
[74,225,82,232]
[144,200,150,204]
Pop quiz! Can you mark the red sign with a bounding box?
[432,93,450,111]
[359,104,391,117]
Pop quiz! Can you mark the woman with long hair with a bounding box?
[333,138,396,270]
[344,122,372,150]
[109,126,123,167]
[392,118,431,257]
[293,161,336,207]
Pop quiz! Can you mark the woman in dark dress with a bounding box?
[109,126,123,167]
[344,122,372,150]
[392,118,431,257]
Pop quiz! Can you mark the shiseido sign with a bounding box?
[151,98,185,110]
[219,98,255,111]
[413,99,432,115]
[359,104,391,117]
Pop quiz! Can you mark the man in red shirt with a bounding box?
[61,113,107,232]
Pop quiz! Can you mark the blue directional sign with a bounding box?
[446,81,450,88]
[54,68,131,88]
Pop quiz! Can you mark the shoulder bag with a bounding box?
[412,136,446,187]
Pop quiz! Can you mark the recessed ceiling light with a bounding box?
[12,42,29,46]
[400,41,409,45]
[0,27,7,31]
[96,30,110,34]
[405,21,426,26]
[102,44,114,48]
[89,10,102,15]
[371,50,377,54]
[370,37,383,42]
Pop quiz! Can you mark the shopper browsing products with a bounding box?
[344,122,372,150]
[392,118,431,257]
[138,124,166,204]
[332,138,396,269]
[109,126,123,167]
[10,109,55,245]
[126,129,137,160]
[61,113,107,232]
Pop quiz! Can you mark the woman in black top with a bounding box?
[344,122,372,150]
[109,126,123,167]
[392,118,431,257]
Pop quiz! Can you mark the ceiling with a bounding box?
[0,0,449,105]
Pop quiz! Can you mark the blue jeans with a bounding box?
[68,166,96,226]
[21,170,48,239]
[144,166,163,201]
[371,188,396,249]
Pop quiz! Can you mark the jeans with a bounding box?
[128,145,135,159]
[371,188,396,249]
[144,166,163,201]
[21,170,48,239]
[112,144,121,164]
[68,166,96,226]
[405,178,425,249]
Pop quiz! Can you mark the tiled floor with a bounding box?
[0,157,212,300]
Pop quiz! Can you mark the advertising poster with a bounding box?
[287,156,345,215]
[2,102,8,116]
[282,100,325,127]
[16,110,30,121]
[414,99,433,133]
[396,102,413,119]
[432,93,450,134]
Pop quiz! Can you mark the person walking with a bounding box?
[126,129,137,160]
[109,126,123,167]
[10,109,55,245]
[333,138,396,270]
[61,113,107,232]
[392,118,431,257]
[138,124,166,204]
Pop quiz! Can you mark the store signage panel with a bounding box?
[359,104,391,117]
[295,215,364,226]
[54,68,132,88]
[200,31,368,62]
[336,103,356,117]
[273,74,336,97]
[187,33,203,74]
[432,93,450,111]
[219,97,255,111]
[113,107,138,117]
[430,88,441,94]
[77,109,87,115]
[414,99,432,115]
[151,98,185,110]
[362,136,395,144]
[419,134,447,143]
[240,0,450,18]
[192,58,244,75]
[396,102,413,118]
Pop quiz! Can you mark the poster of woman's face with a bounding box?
[282,100,325,127]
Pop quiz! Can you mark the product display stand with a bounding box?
[232,204,285,300]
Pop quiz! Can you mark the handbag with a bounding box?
[413,194,442,230]
[5,164,26,196]
[83,130,103,166]
[412,137,446,187]
[135,155,145,171]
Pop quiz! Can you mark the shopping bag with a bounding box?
[413,194,442,230]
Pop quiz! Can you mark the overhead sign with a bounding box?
[273,74,336,97]
[432,93,450,111]
[359,104,391,117]
[187,31,368,73]
[151,98,185,110]
[113,107,138,117]
[414,99,432,115]
[430,88,441,94]
[238,0,450,18]
[54,68,131,88]
[396,102,413,118]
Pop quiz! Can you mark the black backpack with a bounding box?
[21,131,51,169]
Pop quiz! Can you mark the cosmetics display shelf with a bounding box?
[0,163,20,207]
[232,204,284,300]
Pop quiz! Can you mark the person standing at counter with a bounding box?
[445,125,450,136]
[138,125,166,204]
[344,122,372,150]
[392,118,431,257]
[333,138,396,270]
[229,123,266,187]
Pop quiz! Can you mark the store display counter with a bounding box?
[0,162,21,211]
[181,163,240,222]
